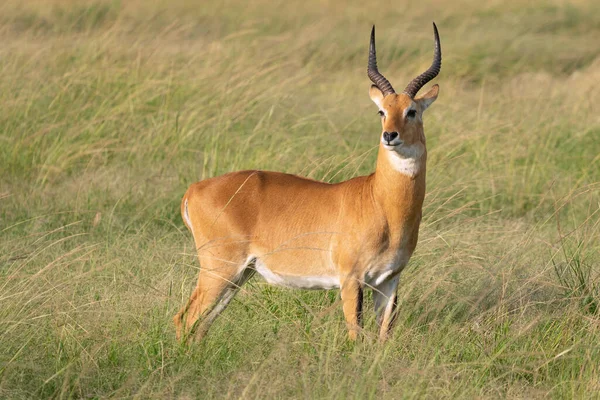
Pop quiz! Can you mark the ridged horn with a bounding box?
[402,22,442,98]
[367,26,395,97]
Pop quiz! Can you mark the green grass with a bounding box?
[1,0,599,398]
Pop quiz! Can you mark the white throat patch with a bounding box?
[386,145,424,178]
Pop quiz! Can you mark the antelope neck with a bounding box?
[370,144,427,222]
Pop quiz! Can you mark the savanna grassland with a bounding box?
[1,0,599,398]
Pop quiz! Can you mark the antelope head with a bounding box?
[368,23,441,160]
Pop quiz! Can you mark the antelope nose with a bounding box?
[383,131,398,143]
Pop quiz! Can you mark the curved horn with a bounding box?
[403,22,442,98]
[367,26,395,97]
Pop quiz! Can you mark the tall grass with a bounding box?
[1,0,599,398]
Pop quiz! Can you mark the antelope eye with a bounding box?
[378,110,385,117]
[406,109,417,118]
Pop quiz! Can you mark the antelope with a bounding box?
[174,23,442,342]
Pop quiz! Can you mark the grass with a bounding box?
[1,0,599,398]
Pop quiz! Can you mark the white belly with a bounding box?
[254,259,340,290]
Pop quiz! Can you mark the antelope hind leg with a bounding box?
[175,257,254,342]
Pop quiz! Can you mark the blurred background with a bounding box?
[1,0,599,398]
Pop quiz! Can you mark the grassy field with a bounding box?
[1,0,599,398]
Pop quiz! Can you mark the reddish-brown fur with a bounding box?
[174,32,440,343]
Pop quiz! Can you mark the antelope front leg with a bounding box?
[340,278,364,341]
[373,275,400,342]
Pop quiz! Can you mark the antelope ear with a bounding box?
[369,85,384,109]
[415,84,439,111]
